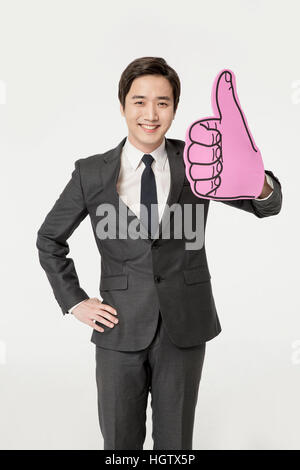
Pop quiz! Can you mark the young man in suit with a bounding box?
[36,57,282,450]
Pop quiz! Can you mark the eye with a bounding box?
[134,101,168,106]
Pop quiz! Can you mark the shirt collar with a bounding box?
[122,136,167,171]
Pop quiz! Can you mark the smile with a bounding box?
[139,124,160,133]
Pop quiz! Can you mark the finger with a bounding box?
[188,121,221,146]
[190,159,222,181]
[212,70,258,151]
[96,305,118,320]
[99,303,117,315]
[93,315,117,329]
[212,69,240,120]
[87,319,104,333]
[194,177,221,197]
[94,311,119,325]
[92,316,115,329]
[199,118,220,131]
[187,143,221,164]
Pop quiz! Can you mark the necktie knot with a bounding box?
[142,154,154,167]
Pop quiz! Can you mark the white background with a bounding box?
[0,0,299,450]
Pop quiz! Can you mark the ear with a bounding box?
[120,103,125,116]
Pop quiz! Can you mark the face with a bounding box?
[120,74,176,153]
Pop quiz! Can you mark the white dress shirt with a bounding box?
[116,136,170,222]
[69,137,274,313]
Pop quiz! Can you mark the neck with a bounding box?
[127,134,164,154]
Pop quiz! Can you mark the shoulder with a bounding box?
[75,151,108,170]
[74,143,118,176]
[166,137,185,151]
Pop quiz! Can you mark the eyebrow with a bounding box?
[130,95,171,101]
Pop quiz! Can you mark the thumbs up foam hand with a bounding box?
[183,70,265,200]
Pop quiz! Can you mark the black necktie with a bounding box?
[140,154,159,238]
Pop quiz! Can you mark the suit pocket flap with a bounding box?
[183,267,211,285]
[100,274,128,291]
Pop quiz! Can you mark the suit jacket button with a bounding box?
[154,275,161,283]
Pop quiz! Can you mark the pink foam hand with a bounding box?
[183,70,265,200]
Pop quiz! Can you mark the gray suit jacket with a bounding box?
[36,136,282,351]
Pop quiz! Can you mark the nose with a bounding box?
[144,103,159,122]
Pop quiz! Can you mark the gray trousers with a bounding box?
[95,312,206,450]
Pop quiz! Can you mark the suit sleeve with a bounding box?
[36,159,90,315]
[219,170,283,218]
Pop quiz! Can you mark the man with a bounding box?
[36,57,282,450]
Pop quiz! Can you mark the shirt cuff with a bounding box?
[254,173,274,201]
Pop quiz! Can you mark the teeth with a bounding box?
[140,125,159,129]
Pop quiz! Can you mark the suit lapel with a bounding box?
[103,136,185,244]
